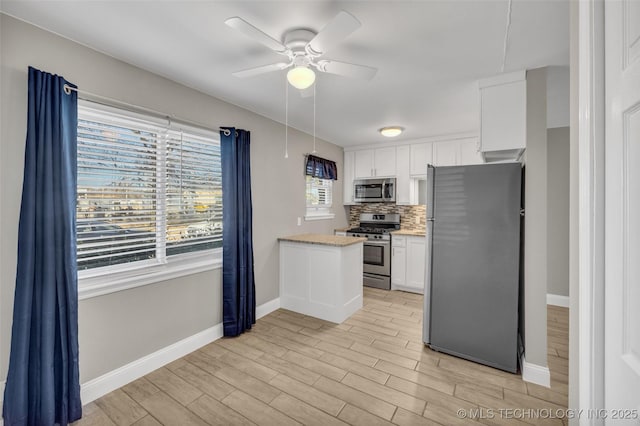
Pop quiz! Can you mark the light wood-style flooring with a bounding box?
[74,288,569,425]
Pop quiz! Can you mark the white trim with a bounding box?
[546,294,570,308]
[521,355,551,388]
[577,0,606,418]
[81,323,223,404]
[304,213,336,221]
[80,297,281,404]
[256,298,280,319]
[79,251,222,300]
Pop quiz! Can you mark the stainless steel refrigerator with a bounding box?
[422,163,522,373]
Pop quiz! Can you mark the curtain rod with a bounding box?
[62,84,230,136]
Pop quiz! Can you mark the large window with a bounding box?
[77,101,221,283]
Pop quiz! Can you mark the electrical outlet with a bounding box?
[297,217,302,226]
[415,216,420,224]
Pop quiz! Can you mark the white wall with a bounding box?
[547,66,570,129]
[524,67,549,368]
[547,127,570,298]
[0,14,348,384]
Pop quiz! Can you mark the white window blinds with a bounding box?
[306,176,333,210]
[77,101,221,271]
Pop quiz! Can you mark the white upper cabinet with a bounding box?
[479,70,526,157]
[354,149,375,178]
[432,138,483,167]
[395,145,417,205]
[353,147,396,178]
[343,151,356,205]
[374,147,396,177]
[433,141,458,166]
[458,138,484,165]
[410,143,433,177]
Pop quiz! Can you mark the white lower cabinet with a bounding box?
[391,234,426,293]
[391,237,407,287]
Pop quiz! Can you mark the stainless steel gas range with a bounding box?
[346,213,400,290]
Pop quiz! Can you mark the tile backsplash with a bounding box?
[348,204,427,231]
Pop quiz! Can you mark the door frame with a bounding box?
[575,0,606,420]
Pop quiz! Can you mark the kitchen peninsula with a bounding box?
[278,234,367,323]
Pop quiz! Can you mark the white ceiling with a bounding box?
[1,1,569,147]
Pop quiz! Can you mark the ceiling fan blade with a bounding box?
[225,17,288,53]
[306,10,361,55]
[232,62,290,78]
[317,60,377,80]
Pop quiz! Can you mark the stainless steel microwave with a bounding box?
[353,178,396,203]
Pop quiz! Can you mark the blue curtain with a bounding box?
[305,154,338,180]
[221,128,256,337]
[3,67,82,425]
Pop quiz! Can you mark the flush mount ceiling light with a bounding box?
[287,66,316,90]
[379,126,404,137]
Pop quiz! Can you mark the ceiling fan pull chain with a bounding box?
[285,76,289,159]
[312,82,317,154]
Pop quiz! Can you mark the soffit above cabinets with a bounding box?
[0,1,569,147]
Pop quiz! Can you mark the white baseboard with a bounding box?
[256,297,280,319]
[546,293,570,307]
[81,323,223,404]
[521,355,551,387]
[81,297,280,405]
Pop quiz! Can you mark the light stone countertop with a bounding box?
[391,229,427,237]
[278,233,367,247]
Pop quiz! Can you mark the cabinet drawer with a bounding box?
[392,235,406,247]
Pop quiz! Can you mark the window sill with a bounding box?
[78,249,222,300]
[304,213,336,221]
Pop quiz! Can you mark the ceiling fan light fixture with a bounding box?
[287,66,316,90]
[379,126,404,137]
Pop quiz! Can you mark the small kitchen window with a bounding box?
[304,154,337,221]
[305,176,335,220]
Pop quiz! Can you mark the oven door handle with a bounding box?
[363,240,390,247]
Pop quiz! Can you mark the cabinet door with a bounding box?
[391,246,406,286]
[406,237,426,292]
[480,79,526,152]
[410,143,433,177]
[395,146,416,205]
[343,151,356,204]
[354,149,374,178]
[458,139,484,165]
[374,147,397,177]
[433,142,457,166]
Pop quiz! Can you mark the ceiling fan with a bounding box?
[225,11,377,90]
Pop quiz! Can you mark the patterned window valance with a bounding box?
[305,154,338,180]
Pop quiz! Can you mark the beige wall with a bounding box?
[547,127,570,297]
[0,14,348,383]
[524,67,548,367]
